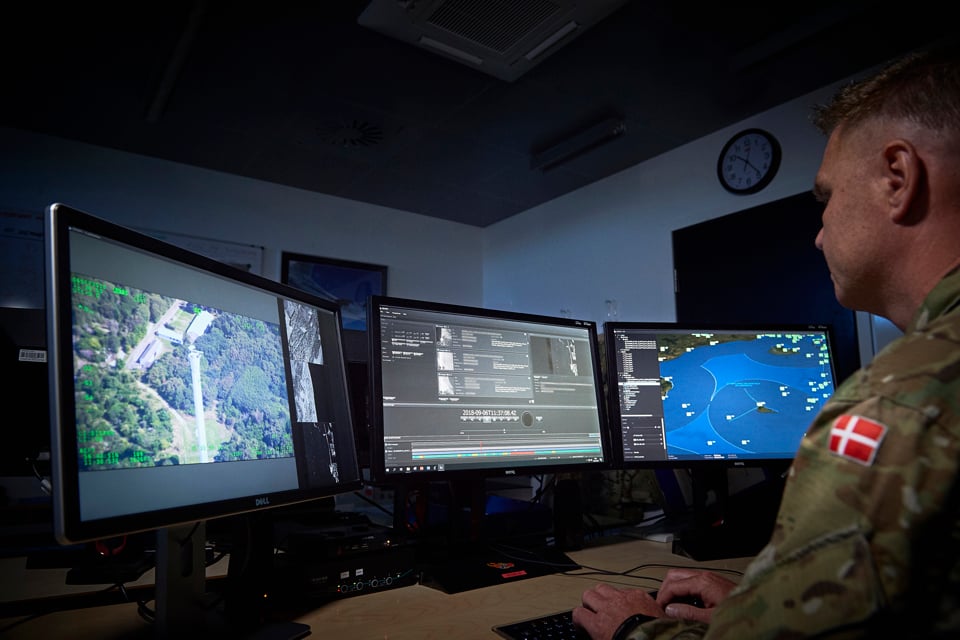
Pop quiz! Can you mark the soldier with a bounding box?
[573,40,960,640]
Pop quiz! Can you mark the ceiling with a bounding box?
[2,1,951,227]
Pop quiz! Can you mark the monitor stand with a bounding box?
[154,520,310,639]
[395,478,578,594]
[154,522,210,636]
[671,466,786,561]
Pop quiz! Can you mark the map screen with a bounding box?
[606,324,837,464]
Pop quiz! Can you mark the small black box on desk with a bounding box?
[271,512,419,599]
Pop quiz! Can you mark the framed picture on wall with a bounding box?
[280,252,387,333]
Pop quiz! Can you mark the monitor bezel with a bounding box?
[602,320,838,470]
[45,203,363,544]
[367,295,613,482]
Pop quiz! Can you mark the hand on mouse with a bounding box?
[655,568,738,624]
[574,583,664,640]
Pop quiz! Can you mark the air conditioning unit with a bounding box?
[358,0,628,82]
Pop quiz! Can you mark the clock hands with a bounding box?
[729,154,763,176]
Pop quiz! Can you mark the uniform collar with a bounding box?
[909,266,960,332]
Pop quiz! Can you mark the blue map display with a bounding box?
[659,333,834,459]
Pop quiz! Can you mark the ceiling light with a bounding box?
[531,115,626,171]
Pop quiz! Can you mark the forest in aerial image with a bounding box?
[71,273,292,471]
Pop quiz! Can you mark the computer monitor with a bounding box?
[369,295,610,481]
[45,203,362,636]
[604,321,838,558]
[604,321,837,467]
[367,295,610,591]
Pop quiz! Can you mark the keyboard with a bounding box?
[492,591,666,639]
[492,609,588,640]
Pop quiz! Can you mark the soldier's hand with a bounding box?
[655,568,737,623]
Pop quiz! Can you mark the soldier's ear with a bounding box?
[883,139,923,224]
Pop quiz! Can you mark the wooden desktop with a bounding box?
[0,537,752,639]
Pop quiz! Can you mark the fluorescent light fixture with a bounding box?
[418,36,484,66]
[525,21,579,61]
[531,115,626,171]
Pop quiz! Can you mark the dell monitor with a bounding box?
[368,295,610,591]
[604,321,839,558]
[45,203,362,636]
[369,295,610,480]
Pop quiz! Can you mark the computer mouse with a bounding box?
[670,595,705,608]
[649,590,705,608]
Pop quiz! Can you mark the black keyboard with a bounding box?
[492,609,589,640]
[492,590,666,639]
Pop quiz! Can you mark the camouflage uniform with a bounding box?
[626,267,960,639]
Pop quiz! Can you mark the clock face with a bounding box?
[717,128,781,194]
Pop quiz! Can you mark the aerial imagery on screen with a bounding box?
[71,272,293,471]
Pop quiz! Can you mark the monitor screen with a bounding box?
[45,203,363,545]
[604,322,838,468]
[367,296,611,481]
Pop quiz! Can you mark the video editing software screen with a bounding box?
[46,203,362,545]
[605,322,837,467]
[368,296,610,480]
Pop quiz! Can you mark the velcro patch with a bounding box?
[829,414,887,465]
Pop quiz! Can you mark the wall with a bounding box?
[0,127,484,307]
[482,83,837,325]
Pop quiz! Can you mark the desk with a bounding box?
[0,538,752,639]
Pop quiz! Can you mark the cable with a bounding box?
[0,612,47,634]
[114,582,156,623]
[351,489,393,517]
[30,460,51,496]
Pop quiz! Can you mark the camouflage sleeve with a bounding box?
[621,616,708,640]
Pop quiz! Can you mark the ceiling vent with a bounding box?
[315,119,385,148]
[358,0,629,82]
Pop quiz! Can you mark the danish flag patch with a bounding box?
[829,415,887,465]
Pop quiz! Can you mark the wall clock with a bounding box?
[716,128,781,194]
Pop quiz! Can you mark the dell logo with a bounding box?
[255,497,270,507]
